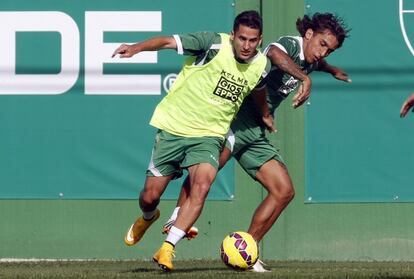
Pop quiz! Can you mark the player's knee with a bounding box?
[190,182,211,203]
[282,186,295,203]
[139,189,160,207]
[269,183,295,205]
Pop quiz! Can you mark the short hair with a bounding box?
[233,10,263,35]
[296,13,351,48]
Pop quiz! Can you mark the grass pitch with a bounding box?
[1,260,414,279]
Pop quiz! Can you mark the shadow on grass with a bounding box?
[128,267,231,273]
[171,267,232,273]
[128,268,156,273]
[125,266,236,274]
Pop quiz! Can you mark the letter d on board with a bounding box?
[0,12,80,94]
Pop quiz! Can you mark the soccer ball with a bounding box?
[220,231,258,270]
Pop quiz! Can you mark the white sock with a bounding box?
[168,207,180,222]
[165,226,186,246]
[142,209,157,221]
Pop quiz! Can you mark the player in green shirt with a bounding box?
[400,92,414,117]
[112,11,281,272]
[162,12,351,272]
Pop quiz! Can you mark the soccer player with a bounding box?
[112,11,275,272]
[163,12,351,272]
[400,92,414,117]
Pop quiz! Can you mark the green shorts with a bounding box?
[225,121,285,179]
[146,130,223,179]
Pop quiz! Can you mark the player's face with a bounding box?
[303,28,339,64]
[231,24,262,61]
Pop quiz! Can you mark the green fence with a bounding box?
[305,0,414,203]
[0,0,234,200]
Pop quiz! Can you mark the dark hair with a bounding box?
[233,10,263,35]
[296,13,350,48]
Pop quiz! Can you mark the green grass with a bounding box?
[1,260,414,279]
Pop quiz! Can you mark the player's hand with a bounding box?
[333,68,352,83]
[262,114,276,133]
[111,44,136,58]
[400,92,414,118]
[292,76,312,108]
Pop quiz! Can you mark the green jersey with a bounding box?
[150,32,269,138]
[233,36,319,130]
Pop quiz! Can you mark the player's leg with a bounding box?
[162,175,199,239]
[247,159,294,273]
[154,163,218,271]
[154,136,222,271]
[248,159,294,241]
[173,163,217,231]
[125,175,173,246]
[162,136,233,238]
[235,140,294,272]
[124,130,182,246]
[162,175,190,232]
[218,146,232,167]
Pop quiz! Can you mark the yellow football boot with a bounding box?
[153,242,175,272]
[124,209,160,246]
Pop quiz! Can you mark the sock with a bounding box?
[165,226,186,246]
[142,209,157,221]
[168,207,180,222]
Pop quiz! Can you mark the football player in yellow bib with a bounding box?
[112,10,274,272]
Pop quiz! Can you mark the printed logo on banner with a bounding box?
[163,73,177,93]
[399,0,414,56]
[0,11,162,95]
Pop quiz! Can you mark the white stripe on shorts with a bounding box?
[147,146,163,177]
[225,129,235,152]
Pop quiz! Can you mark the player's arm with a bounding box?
[317,58,352,83]
[112,36,177,58]
[400,92,414,118]
[266,45,312,108]
[250,81,276,132]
